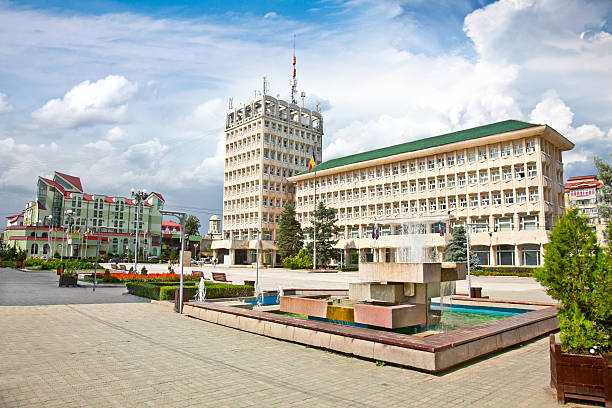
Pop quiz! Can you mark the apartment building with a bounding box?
[2,171,165,258]
[212,94,323,265]
[289,120,574,267]
[564,175,606,242]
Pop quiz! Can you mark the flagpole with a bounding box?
[313,168,317,270]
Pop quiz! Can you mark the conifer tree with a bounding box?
[443,225,480,269]
[277,202,303,260]
[304,202,341,266]
[534,208,611,354]
[594,154,612,242]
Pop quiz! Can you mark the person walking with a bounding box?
[213,258,217,268]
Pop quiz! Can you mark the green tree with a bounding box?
[185,215,201,236]
[304,202,341,267]
[443,226,480,269]
[534,208,611,354]
[594,154,612,242]
[277,202,303,260]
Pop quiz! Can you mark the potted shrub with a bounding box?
[59,270,78,287]
[534,208,611,405]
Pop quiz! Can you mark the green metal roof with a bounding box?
[188,235,202,242]
[300,120,539,175]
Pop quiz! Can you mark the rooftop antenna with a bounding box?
[300,91,306,108]
[263,76,269,96]
[228,97,233,109]
[291,34,298,104]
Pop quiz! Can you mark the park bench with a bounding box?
[192,271,210,280]
[111,264,119,270]
[244,280,255,287]
[120,265,127,271]
[212,272,232,284]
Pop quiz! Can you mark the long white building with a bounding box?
[288,120,574,267]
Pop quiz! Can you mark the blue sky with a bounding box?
[0,0,610,224]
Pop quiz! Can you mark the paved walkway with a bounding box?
[0,268,585,407]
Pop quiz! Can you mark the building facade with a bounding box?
[2,171,165,258]
[564,175,606,242]
[289,120,574,267]
[212,94,323,265]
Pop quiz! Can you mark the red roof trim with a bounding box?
[83,194,94,201]
[104,196,115,203]
[55,172,83,192]
[567,175,597,181]
[149,192,165,201]
[37,201,47,210]
[40,177,65,194]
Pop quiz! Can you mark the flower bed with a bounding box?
[84,272,199,283]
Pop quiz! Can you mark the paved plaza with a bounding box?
[0,268,589,407]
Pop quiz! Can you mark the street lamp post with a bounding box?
[63,210,74,259]
[130,188,148,274]
[161,210,187,313]
[463,222,486,296]
[93,224,110,292]
[45,215,52,258]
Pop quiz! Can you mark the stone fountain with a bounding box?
[280,217,466,332]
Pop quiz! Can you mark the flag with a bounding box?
[308,152,316,172]
[372,226,379,239]
[437,221,444,237]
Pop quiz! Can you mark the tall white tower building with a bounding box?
[212,93,323,265]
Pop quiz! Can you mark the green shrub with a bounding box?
[282,248,312,269]
[141,266,148,275]
[471,266,538,277]
[24,258,96,270]
[125,282,163,300]
[534,208,611,355]
[340,265,358,272]
[159,286,197,301]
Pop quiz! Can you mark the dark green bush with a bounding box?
[471,266,538,277]
[24,258,96,270]
[340,265,358,272]
[125,282,164,300]
[126,282,254,301]
[282,248,312,269]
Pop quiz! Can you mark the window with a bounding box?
[505,191,514,204]
[480,171,488,184]
[438,178,446,189]
[369,170,375,179]
[529,188,539,202]
[419,161,426,171]
[458,175,466,186]
[449,198,457,209]
[420,201,427,211]
[393,184,399,195]
[457,153,465,165]
[501,145,511,157]
[385,186,391,196]
[393,166,399,175]
[473,246,490,265]
[377,169,383,178]
[411,201,417,212]
[481,193,490,206]
[370,188,375,198]
[490,147,499,159]
[495,217,514,231]
[528,165,537,177]
[437,157,445,168]
[377,187,383,196]
[468,152,476,163]
[401,183,408,193]
[447,155,455,166]
[526,141,536,153]
[478,150,487,161]
[410,182,416,192]
[420,181,426,191]
[429,179,436,190]
[428,159,435,170]
[439,199,447,210]
[515,166,525,179]
[401,164,407,174]
[459,196,467,208]
[491,169,500,182]
[514,143,523,155]
[503,168,512,181]
[385,167,391,176]
[493,192,502,205]
[429,200,437,211]
[469,173,477,185]
[520,215,538,230]
[410,162,416,172]
[470,195,478,207]
[516,189,527,203]
[521,244,540,265]
[448,176,455,187]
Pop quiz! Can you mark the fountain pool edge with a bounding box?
[182,301,558,372]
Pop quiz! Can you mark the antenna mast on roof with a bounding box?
[291,34,298,104]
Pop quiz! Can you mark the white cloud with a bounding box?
[263,12,279,19]
[106,126,127,142]
[31,75,137,129]
[0,92,13,113]
[83,140,114,151]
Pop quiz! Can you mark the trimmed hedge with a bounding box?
[25,258,97,270]
[126,282,254,301]
[470,266,540,277]
[0,260,17,268]
[340,265,358,272]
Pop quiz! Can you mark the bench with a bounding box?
[111,264,119,270]
[244,280,255,287]
[192,271,210,280]
[212,272,232,284]
[120,265,127,271]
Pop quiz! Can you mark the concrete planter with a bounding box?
[549,334,611,406]
[59,275,78,287]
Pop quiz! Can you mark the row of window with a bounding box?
[264,121,321,140]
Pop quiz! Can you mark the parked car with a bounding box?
[110,257,122,264]
[148,256,160,262]
[200,257,211,264]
